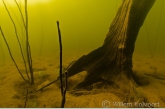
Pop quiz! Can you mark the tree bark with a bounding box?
[67,0,156,89]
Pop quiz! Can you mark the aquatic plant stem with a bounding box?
[25,0,34,84]
[14,0,27,59]
[56,21,64,98]
[14,0,30,81]
[145,0,164,58]
[56,21,68,108]
[24,89,28,108]
[61,72,68,108]
[0,26,29,83]
[2,0,30,81]
[14,0,26,27]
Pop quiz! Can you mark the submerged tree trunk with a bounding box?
[67,0,156,89]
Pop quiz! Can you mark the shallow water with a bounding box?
[0,0,165,108]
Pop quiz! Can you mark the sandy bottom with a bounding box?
[0,52,165,108]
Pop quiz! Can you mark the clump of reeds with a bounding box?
[0,0,34,84]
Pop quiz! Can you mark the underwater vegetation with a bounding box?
[1,0,34,85]
[0,0,68,107]
[0,0,165,108]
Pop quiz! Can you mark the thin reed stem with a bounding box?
[24,0,34,84]
[61,72,68,108]
[0,26,29,83]
[14,0,26,28]
[56,21,64,97]
[2,0,30,81]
